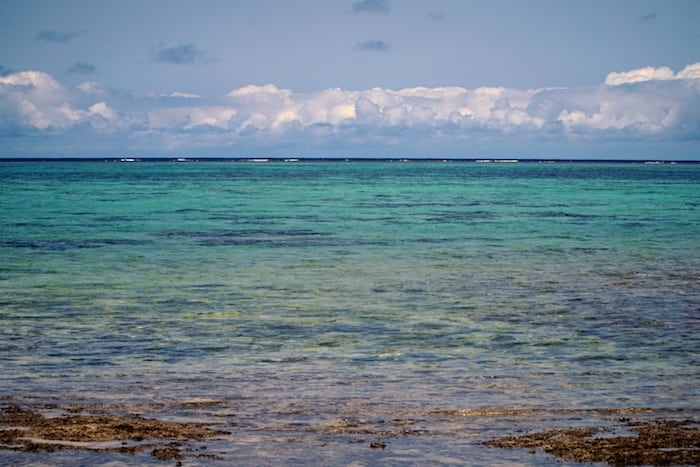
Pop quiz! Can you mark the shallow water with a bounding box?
[1,160,699,465]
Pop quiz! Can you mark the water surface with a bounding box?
[1,160,698,465]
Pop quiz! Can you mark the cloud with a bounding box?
[352,0,390,14]
[677,63,700,80]
[0,71,121,134]
[0,71,76,131]
[162,92,201,99]
[35,30,83,43]
[149,105,237,131]
[1,62,699,156]
[605,63,700,85]
[534,83,695,137]
[77,81,108,97]
[605,66,675,86]
[68,62,97,74]
[354,40,391,52]
[153,43,212,64]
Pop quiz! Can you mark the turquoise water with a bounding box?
[1,160,699,465]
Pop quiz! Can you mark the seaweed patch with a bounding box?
[482,418,700,466]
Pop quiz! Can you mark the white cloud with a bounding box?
[677,62,700,80]
[148,106,237,130]
[299,88,356,124]
[88,102,115,119]
[0,71,132,135]
[217,84,549,136]
[78,81,108,97]
[605,66,675,86]
[556,90,672,134]
[0,71,75,130]
[227,84,290,100]
[605,62,700,86]
[163,91,201,99]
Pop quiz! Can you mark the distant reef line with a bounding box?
[1,157,698,164]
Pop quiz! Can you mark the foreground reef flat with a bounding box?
[1,404,698,465]
[483,418,700,466]
[0,406,226,463]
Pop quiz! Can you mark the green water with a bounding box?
[1,160,698,465]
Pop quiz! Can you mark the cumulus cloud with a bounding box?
[149,105,237,130]
[677,63,700,80]
[0,71,78,131]
[354,40,391,52]
[1,61,698,155]
[0,71,120,134]
[605,62,700,86]
[352,0,390,14]
[68,62,97,74]
[605,66,675,86]
[153,43,212,64]
[35,30,83,43]
[546,86,678,135]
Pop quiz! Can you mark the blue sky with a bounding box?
[1,0,699,158]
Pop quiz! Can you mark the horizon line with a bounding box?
[1,157,698,164]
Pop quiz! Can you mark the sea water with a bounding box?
[1,160,698,465]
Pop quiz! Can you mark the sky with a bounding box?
[1,0,699,159]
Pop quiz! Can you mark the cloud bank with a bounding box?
[1,63,699,157]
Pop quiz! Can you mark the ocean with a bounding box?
[1,160,698,465]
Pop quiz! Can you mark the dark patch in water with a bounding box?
[154,228,399,248]
[92,216,139,223]
[158,230,214,238]
[198,236,390,248]
[158,228,325,239]
[410,237,456,244]
[173,208,210,213]
[9,222,52,228]
[526,211,602,219]
[428,211,497,222]
[183,283,226,290]
[1,239,139,250]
